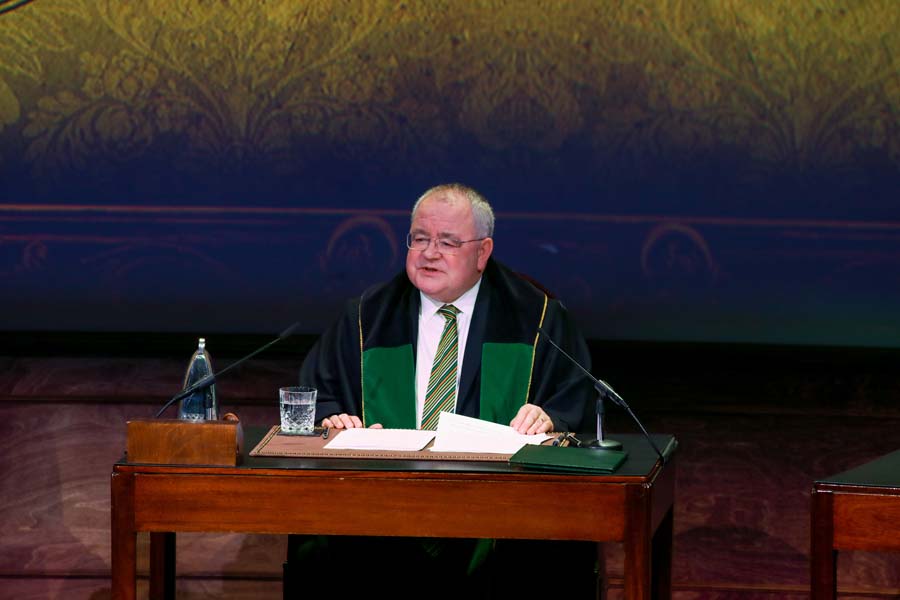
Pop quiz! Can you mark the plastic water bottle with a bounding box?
[177,338,219,421]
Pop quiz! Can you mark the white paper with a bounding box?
[429,412,552,454]
[323,428,435,451]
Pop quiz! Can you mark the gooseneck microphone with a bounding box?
[155,321,302,418]
[536,327,665,462]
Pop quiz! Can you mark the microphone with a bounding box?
[536,327,665,462]
[155,321,302,419]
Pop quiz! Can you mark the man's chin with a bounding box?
[416,282,444,296]
[412,275,446,296]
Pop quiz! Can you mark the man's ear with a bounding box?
[476,237,493,271]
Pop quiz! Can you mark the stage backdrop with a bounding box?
[1,1,899,347]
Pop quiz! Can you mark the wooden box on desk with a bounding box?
[126,418,244,466]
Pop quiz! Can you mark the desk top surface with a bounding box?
[817,447,900,489]
[119,425,677,478]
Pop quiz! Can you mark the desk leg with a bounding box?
[111,471,136,600]
[810,487,837,600]
[650,506,673,599]
[596,542,608,600]
[623,485,652,600]
[150,532,176,600]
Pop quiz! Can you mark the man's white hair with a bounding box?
[411,183,495,238]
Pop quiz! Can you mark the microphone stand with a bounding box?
[588,386,622,450]
[155,321,301,419]
[589,373,665,463]
[537,327,666,463]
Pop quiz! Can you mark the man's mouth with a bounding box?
[419,265,442,274]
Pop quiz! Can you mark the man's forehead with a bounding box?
[410,222,467,236]
[412,198,472,228]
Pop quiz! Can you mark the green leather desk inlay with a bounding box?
[818,447,900,488]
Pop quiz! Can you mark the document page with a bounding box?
[429,412,552,454]
[323,428,435,451]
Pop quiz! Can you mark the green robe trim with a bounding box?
[361,344,416,428]
[478,342,535,424]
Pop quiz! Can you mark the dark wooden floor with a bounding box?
[2,334,900,598]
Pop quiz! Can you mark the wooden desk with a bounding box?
[811,448,900,599]
[112,427,677,600]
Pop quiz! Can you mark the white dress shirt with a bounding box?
[414,279,481,428]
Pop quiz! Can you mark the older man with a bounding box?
[289,183,597,598]
[307,183,591,434]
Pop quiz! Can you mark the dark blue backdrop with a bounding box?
[3,146,898,348]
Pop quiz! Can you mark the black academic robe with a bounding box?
[300,258,594,431]
[289,259,599,598]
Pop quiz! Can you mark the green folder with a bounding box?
[509,444,627,474]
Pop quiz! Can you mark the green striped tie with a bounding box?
[421,304,460,430]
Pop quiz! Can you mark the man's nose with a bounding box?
[421,239,442,257]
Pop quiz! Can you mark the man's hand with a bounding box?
[510,405,553,435]
[321,414,383,429]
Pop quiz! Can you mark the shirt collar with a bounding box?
[420,277,482,318]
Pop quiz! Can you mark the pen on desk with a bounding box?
[555,432,574,447]
[322,427,330,440]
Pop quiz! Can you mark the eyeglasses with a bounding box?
[406,233,487,255]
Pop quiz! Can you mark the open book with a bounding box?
[323,412,551,454]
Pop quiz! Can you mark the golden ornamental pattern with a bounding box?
[21,0,443,178]
[0,0,91,133]
[649,0,900,171]
[0,0,897,179]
